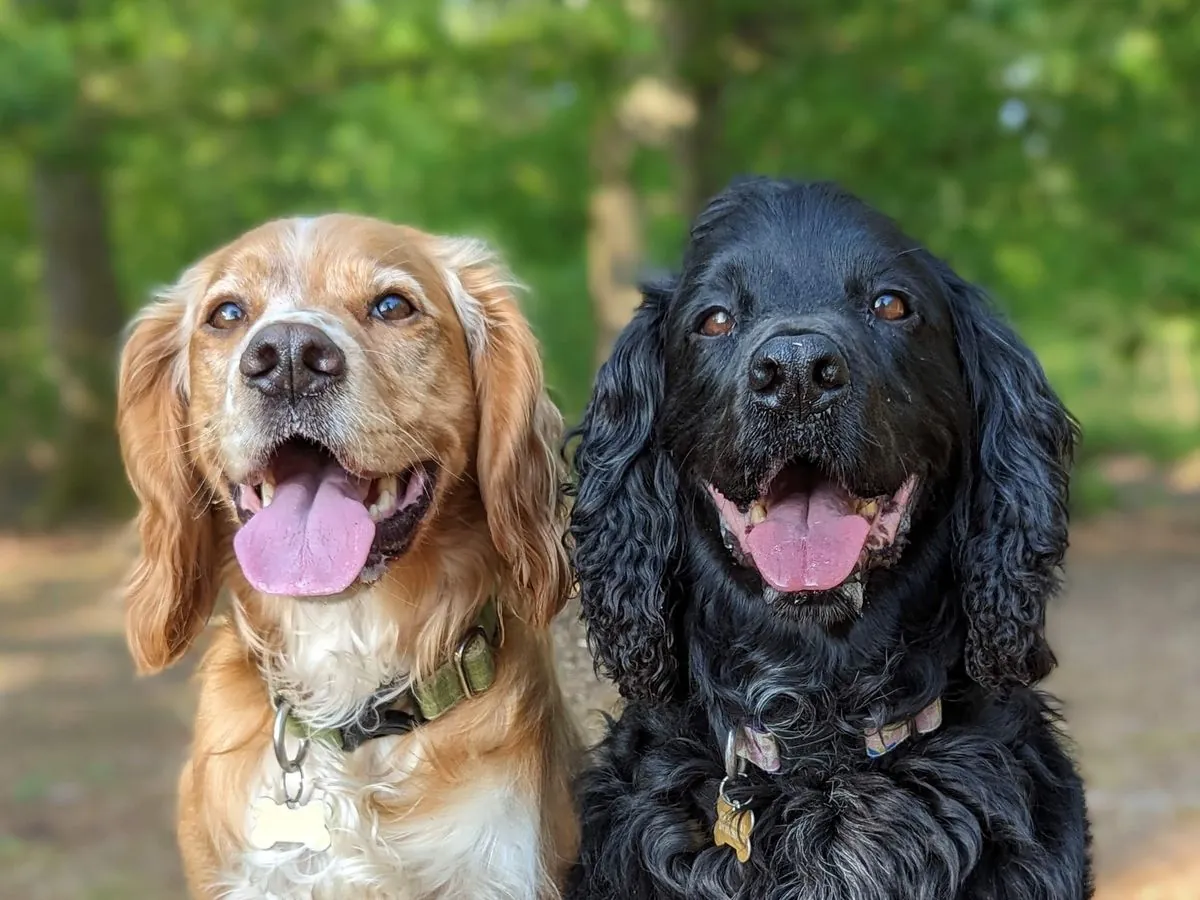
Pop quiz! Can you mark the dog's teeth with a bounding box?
[749,501,767,525]
[369,490,396,523]
[378,474,398,499]
[719,523,736,553]
[261,481,275,508]
[367,475,400,523]
[857,499,878,519]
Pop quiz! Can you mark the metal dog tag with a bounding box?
[248,790,332,852]
[713,790,754,864]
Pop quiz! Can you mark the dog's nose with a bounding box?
[749,333,849,410]
[240,323,346,398]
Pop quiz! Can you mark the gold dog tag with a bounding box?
[713,792,754,863]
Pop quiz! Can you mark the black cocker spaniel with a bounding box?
[566,178,1091,900]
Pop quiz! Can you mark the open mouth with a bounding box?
[230,438,436,597]
[708,462,918,596]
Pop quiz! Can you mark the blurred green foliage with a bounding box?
[1,0,1198,524]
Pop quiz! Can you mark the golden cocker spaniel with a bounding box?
[117,215,578,899]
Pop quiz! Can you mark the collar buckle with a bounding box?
[453,625,490,700]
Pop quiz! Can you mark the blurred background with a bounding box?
[0,0,1197,896]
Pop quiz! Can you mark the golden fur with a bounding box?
[116,215,578,898]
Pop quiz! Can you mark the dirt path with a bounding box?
[1,509,1197,899]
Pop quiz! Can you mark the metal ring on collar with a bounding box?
[282,766,305,808]
[723,730,746,780]
[717,775,741,810]
[272,696,310,774]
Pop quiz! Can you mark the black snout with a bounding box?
[749,333,849,411]
[240,322,346,399]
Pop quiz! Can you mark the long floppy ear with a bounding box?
[567,281,681,702]
[436,238,570,628]
[117,279,219,674]
[940,263,1079,689]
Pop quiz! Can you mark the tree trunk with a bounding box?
[30,141,128,523]
[587,113,645,366]
[675,75,725,219]
[585,0,732,364]
[666,0,728,219]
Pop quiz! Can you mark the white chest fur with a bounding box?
[217,589,549,899]
[215,738,545,899]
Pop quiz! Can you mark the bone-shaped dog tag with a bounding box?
[713,792,754,864]
[249,791,332,852]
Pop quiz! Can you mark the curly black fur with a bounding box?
[566,178,1090,899]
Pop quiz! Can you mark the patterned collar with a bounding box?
[730,697,944,773]
[713,699,944,865]
[865,698,943,758]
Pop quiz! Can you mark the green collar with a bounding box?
[281,598,504,752]
[413,596,504,720]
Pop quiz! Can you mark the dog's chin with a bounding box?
[707,460,918,619]
[226,436,438,598]
[758,582,869,629]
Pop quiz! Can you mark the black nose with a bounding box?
[749,333,849,410]
[240,323,346,398]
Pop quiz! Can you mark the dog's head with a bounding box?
[118,215,568,673]
[570,178,1077,700]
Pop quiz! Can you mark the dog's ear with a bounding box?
[567,280,681,702]
[436,238,571,628]
[941,263,1079,689]
[117,277,220,674]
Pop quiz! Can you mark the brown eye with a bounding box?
[370,293,417,322]
[871,292,910,321]
[699,308,735,337]
[207,300,246,330]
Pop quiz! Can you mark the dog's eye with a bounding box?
[871,292,910,321]
[698,308,735,337]
[207,301,246,330]
[370,293,417,322]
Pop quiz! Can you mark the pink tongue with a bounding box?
[233,454,375,596]
[744,482,870,593]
